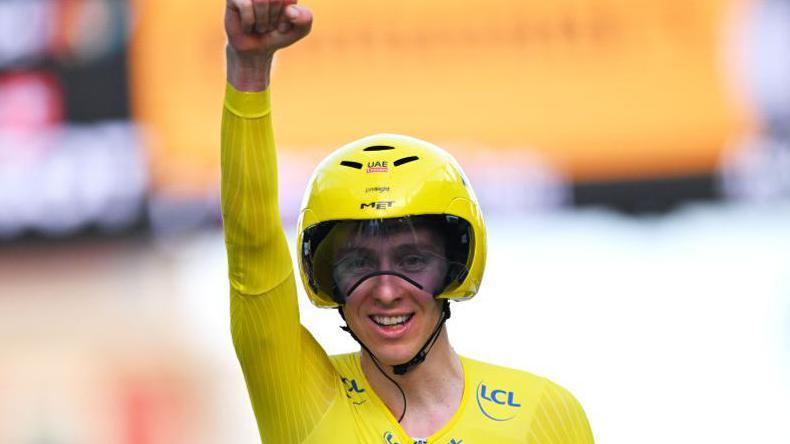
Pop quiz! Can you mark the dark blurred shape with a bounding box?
[573,176,719,215]
[54,45,131,122]
[0,0,146,242]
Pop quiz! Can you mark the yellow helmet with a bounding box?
[297,134,486,308]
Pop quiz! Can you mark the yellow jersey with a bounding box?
[221,84,594,444]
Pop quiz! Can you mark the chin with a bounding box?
[367,342,420,366]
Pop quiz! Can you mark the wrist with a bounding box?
[226,45,274,92]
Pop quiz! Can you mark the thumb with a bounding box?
[284,5,313,34]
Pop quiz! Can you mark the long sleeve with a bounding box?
[221,84,337,443]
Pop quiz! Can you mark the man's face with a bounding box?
[336,225,448,365]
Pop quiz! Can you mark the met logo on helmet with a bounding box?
[475,381,522,422]
[360,201,394,210]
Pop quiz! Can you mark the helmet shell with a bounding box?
[297,134,486,308]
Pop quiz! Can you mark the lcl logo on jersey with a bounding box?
[383,431,401,444]
[475,381,522,422]
[341,377,367,405]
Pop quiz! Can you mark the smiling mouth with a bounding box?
[369,313,414,328]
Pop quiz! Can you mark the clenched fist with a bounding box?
[225,0,313,90]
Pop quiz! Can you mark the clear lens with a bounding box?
[302,215,471,304]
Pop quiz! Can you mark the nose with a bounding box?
[366,274,404,306]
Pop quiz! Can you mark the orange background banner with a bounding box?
[130,0,755,198]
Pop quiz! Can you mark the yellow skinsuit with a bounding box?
[221,84,594,444]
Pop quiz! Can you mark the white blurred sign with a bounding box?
[0,122,148,237]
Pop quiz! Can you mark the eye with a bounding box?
[335,252,375,275]
[398,253,430,272]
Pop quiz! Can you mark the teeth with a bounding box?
[371,314,411,326]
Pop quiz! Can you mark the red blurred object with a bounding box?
[0,72,64,131]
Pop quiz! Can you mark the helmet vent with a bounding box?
[340,161,363,169]
[394,156,419,167]
[363,145,394,151]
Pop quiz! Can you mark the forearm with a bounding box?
[226,45,273,92]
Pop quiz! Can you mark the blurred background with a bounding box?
[0,0,788,442]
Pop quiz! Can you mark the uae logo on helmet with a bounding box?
[366,161,389,173]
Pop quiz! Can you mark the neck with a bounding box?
[360,328,464,429]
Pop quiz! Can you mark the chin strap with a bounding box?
[338,300,451,423]
[392,300,451,375]
[339,300,451,375]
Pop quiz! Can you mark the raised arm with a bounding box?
[221,3,336,442]
[222,0,311,290]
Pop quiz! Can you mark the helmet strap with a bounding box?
[338,300,451,423]
[392,300,450,375]
[338,300,451,375]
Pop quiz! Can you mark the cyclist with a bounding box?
[222,1,594,442]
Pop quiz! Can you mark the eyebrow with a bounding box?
[391,243,442,255]
[335,246,375,258]
[337,242,441,257]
